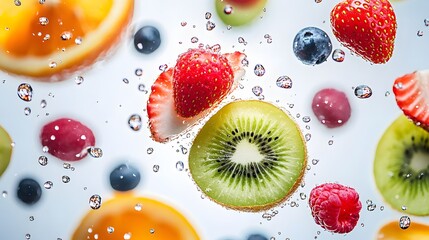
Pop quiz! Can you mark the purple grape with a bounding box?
[312,88,351,128]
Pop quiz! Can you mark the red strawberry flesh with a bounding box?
[309,183,362,234]
[393,70,429,129]
[330,0,397,64]
[40,118,95,161]
[173,48,235,118]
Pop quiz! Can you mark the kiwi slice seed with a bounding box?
[189,100,307,212]
[374,115,429,216]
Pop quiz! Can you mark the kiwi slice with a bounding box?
[374,115,429,216]
[0,125,12,177]
[215,0,268,27]
[189,100,306,212]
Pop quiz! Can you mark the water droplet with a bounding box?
[206,21,216,31]
[254,64,265,76]
[224,5,233,14]
[328,140,334,145]
[179,145,188,154]
[385,91,390,97]
[176,161,184,171]
[354,85,372,99]
[311,159,319,165]
[134,203,142,211]
[14,0,21,6]
[205,12,212,19]
[124,233,132,240]
[44,181,53,189]
[62,175,70,183]
[399,216,411,229]
[153,165,160,172]
[159,64,168,72]
[63,163,71,169]
[367,204,376,211]
[74,76,84,85]
[252,86,263,96]
[17,83,33,101]
[302,116,311,123]
[39,17,49,26]
[88,147,103,158]
[417,30,424,37]
[300,192,307,200]
[29,216,34,221]
[25,233,30,239]
[107,227,114,234]
[128,114,142,131]
[2,191,8,198]
[89,194,102,210]
[39,0,45,4]
[290,201,297,207]
[138,84,146,92]
[49,61,57,68]
[276,76,292,89]
[180,22,187,27]
[24,107,31,116]
[241,58,249,67]
[42,145,49,153]
[60,31,72,40]
[315,0,322,3]
[191,37,199,43]
[425,18,429,27]
[38,156,48,166]
[380,206,385,211]
[401,205,407,211]
[147,148,154,154]
[149,229,155,234]
[122,78,129,84]
[332,49,345,62]
[135,68,143,76]
[238,37,246,44]
[305,133,311,142]
[75,37,82,45]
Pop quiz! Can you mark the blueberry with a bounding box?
[110,164,141,191]
[293,27,332,65]
[134,26,161,54]
[17,178,42,205]
[247,233,269,240]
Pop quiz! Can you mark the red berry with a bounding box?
[309,183,362,234]
[40,118,95,161]
[393,70,429,130]
[330,0,397,64]
[312,88,351,128]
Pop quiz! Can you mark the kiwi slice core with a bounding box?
[189,100,306,212]
[374,115,429,216]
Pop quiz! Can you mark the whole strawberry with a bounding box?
[173,48,235,118]
[330,0,397,64]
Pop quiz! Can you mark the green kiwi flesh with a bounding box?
[374,115,429,216]
[215,0,268,27]
[0,125,12,177]
[189,100,306,212]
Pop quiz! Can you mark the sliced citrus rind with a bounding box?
[72,194,200,240]
[0,0,133,81]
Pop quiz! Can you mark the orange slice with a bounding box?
[377,220,429,239]
[72,194,200,240]
[0,0,133,81]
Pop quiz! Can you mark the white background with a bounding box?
[0,0,429,239]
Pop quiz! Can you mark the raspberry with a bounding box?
[309,183,362,234]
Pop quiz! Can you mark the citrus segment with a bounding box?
[0,0,133,80]
[72,195,200,240]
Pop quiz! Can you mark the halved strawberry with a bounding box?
[393,70,429,129]
[147,49,246,143]
[330,0,397,64]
